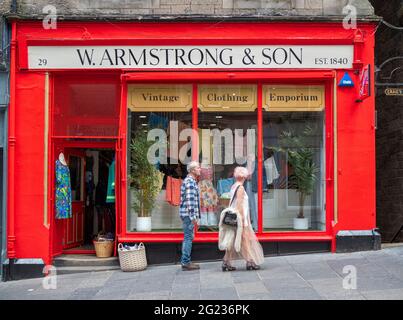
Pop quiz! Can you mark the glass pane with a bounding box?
[53,75,120,137]
[198,85,258,232]
[69,156,82,202]
[127,84,193,232]
[262,85,326,231]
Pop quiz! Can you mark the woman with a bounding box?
[219,167,265,271]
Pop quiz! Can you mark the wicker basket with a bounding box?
[118,243,147,272]
[93,240,115,258]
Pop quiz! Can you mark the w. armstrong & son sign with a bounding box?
[27,45,354,69]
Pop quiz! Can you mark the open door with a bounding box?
[62,148,86,250]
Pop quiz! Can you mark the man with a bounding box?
[179,161,201,271]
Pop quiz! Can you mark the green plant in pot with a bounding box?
[272,124,320,230]
[129,130,161,232]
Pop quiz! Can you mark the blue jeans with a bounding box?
[181,216,195,265]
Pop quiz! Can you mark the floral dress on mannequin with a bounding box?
[198,166,219,226]
[55,159,72,219]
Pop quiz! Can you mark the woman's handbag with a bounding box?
[221,185,241,227]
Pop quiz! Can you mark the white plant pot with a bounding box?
[137,217,152,232]
[293,217,309,230]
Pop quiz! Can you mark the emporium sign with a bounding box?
[28,45,353,69]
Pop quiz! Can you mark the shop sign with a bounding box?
[263,85,325,112]
[28,45,353,69]
[198,85,257,112]
[385,88,403,96]
[127,84,192,112]
[358,64,371,101]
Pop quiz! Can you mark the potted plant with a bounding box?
[273,125,320,230]
[129,130,161,232]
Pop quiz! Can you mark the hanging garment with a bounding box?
[106,159,115,203]
[166,176,182,206]
[157,171,165,193]
[199,179,219,226]
[148,113,169,130]
[217,177,235,196]
[245,180,258,231]
[55,159,72,219]
[264,156,280,186]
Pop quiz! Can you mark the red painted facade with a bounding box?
[7,21,377,265]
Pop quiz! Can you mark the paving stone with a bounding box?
[200,287,239,300]
[234,281,268,295]
[127,290,171,300]
[263,275,310,291]
[321,291,367,300]
[67,287,103,300]
[256,264,296,279]
[356,275,403,291]
[291,262,341,280]
[326,258,372,276]
[307,278,349,295]
[268,287,323,300]
[239,293,273,300]
[231,271,261,283]
[360,289,403,300]
[92,287,131,300]
[171,291,201,300]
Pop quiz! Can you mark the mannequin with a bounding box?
[59,152,67,166]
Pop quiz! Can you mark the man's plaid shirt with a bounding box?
[179,174,201,221]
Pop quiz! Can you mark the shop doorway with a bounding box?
[52,144,116,256]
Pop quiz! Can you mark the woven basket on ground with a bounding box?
[118,243,147,272]
[93,240,115,258]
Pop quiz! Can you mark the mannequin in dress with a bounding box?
[59,152,67,166]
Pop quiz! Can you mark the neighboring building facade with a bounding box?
[0,8,11,281]
[371,0,403,243]
[2,0,381,280]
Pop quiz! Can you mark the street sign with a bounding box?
[385,88,403,96]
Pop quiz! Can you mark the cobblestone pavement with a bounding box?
[1,245,403,300]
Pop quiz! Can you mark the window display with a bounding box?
[262,85,326,231]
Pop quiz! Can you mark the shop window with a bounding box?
[53,75,120,138]
[197,85,258,232]
[127,84,193,232]
[262,85,326,231]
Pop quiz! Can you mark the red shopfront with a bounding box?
[6,20,378,271]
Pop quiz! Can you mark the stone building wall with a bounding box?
[1,0,375,20]
[371,0,403,242]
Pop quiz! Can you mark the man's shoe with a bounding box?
[181,263,200,271]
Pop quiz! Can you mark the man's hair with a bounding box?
[187,161,200,173]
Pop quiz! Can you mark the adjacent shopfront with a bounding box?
[5,20,378,275]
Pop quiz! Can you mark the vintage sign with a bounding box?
[28,45,353,69]
[127,84,192,112]
[198,85,257,112]
[263,85,325,112]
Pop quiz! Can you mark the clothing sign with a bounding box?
[263,85,325,112]
[198,85,257,111]
[28,45,353,69]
